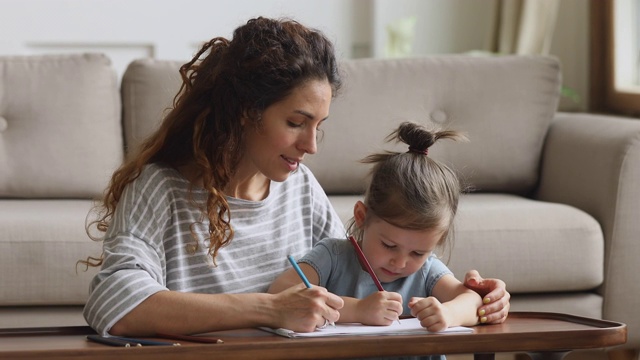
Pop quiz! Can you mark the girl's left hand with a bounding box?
[408,296,450,332]
[463,269,510,324]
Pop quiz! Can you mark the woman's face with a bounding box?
[241,79,332,183]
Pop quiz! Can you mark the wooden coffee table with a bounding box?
[0,312,626,360]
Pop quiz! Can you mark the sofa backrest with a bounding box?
[0,53,123,198]
[122,55,561,195]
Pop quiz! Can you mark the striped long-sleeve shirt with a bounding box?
[83,162,345,335]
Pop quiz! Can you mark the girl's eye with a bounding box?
[381,242,394,249]
[287,121,303,128]
[412,251,430,257]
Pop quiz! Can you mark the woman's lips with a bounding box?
[281,155,299,171]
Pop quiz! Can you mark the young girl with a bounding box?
[269,122,483,332]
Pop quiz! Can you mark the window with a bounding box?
[591,0,640,116]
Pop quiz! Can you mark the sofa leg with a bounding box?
[608,349,639,360]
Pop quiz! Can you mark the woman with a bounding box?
[81,17,509,337]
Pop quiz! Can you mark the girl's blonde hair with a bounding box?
[346,121,468,254]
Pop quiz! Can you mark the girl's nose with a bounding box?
[391,255,407,269]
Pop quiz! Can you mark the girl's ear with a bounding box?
[354,201,367,228]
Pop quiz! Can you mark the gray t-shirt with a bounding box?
[299,237,453,316]
[83,162,345,335]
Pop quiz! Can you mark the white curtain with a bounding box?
[490,0,561,55]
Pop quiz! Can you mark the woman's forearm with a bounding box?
[110,290,277,336]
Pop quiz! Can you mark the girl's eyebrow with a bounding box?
[381,234,432,253]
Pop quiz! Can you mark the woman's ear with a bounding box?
[240,109,251,127]
[354,201,367,228]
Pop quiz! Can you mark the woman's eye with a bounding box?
[287,121,303,128]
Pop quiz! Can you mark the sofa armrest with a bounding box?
[536,112,640,349]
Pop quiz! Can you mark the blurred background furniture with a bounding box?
[1,53,639,359]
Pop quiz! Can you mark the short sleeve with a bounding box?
[298,239,335,287]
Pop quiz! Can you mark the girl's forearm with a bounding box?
[443,291,483,326]
[337,296,361,323]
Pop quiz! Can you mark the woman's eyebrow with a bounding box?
[294,109,329,121]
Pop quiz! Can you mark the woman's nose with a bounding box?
[298,128,317,154]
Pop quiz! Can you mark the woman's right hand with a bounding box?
[271,283,343,332]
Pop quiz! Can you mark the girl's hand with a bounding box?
[271,283,343,332]
[408,296,450,332]
[463,270,510,324]
[355,291,403,325]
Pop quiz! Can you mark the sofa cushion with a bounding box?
[121,56,561,196]
[0,53,123,198]
[512,293,602,319]
[121,58,183,154]
[329,193,604,294]
[446,193,603,293]
[309,55,561,195]
[0,306,87,328]
[0,200,101,305]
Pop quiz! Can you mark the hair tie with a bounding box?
[408,146,428,155]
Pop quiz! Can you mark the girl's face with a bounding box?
[241,79,332,183]
[354,201,444,283]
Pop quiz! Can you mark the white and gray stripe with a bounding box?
[83,163,345,335]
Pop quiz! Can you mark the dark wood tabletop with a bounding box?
[0,312,627,360]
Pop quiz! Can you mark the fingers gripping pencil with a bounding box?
[348,236,402,324]
[287,255,335,327]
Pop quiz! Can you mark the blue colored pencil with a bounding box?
[287,255,312,288]
[287,254,334,327]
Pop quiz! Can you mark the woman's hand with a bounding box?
[463,270,510,324]
[271,283,343,332]
[355,291,403,326]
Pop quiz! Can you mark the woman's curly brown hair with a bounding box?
[79,17,342,268]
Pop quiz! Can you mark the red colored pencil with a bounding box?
[348,235,384,291]
[348,235,401,324]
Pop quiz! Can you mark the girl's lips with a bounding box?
[381,268,400,277]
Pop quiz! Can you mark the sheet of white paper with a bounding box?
[260,317,473,338]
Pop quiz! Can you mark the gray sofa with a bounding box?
[1,53,639,357]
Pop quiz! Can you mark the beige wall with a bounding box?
[0,0,589,111]
[370,0,590,112]
[550,0,590,112]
